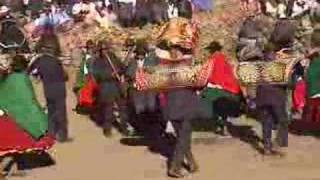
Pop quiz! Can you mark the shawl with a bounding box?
[0,72,48,139]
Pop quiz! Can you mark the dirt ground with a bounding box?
[6,64,320,180]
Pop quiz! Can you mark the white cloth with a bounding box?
[23,0,29,5]
[83,54,91,75]
[118,0,136,6]
[137,59,145,68]
[0,6,9,14]
[168,4,178,19]
[165,121,176,136]
[265,2,277,17]
[207,82,223,89]
[277,3,287,18]
[0,109,5,116]
[291,0,313,17]
[312,94,320,98]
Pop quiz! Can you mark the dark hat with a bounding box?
[311,29,320,48]
[11,55,29,72]
[205,41,223,53]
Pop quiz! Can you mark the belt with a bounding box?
[207,83,223,89]
[239,38,257,44]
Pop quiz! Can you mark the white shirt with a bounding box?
[291,0,313,17]
[118,0,136,6]
[137,58,145,68]
[168,4,178,19]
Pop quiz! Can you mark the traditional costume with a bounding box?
[200,52,241,134]
[0,57,53,160]
[89,46,129,137]
[28,33,68,142]
[301,56,320,130]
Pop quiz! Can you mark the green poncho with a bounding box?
[0,72,48,139]
[75,54,90,92]
[307,56,320,97]
[200,88,240,125]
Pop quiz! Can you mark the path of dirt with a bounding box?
[7,65,320,180]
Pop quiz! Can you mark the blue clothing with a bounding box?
[192,0,213,11]
[35,11,72,27]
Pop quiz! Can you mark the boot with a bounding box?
[103,128,112,138]
[185,151,199,173]
[168,161,184,178]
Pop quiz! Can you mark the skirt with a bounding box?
[290,98,320,131]
[0,116,54,157]
[199,88,241,120]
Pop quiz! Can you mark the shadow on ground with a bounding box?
[16,152,55,170]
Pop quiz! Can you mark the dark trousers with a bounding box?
[92,99,129,132]
[170,119,192,166]
[259,104,288,150]
[47,96,68,140]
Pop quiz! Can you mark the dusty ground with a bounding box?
[7,65,320,180]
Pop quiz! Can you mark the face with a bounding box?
[136,54,144,60]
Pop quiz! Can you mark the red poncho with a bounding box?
[207,52,241,95]
[292,79,306,111]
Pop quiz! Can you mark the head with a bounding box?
[134,38,148,59]
[307,29,320,59]
[86,40,95,54]
[97,40,111,57]
[11,55,29,72]
[35,26,61,56]
[205,41,223,54]
[169,45,183,59]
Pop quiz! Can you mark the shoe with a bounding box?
[185,152,199,173]
[55,133,72,143]
[168,167,184,178]
[168,161,184,178]
[272,144,287,157]
[103,128,112,137]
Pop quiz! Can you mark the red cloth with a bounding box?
[303,98,320,123]
[290,98,320,131]
[292,80,306,111]
[207,52,241,94]
[0,116,54,156]
[79,75,98,108]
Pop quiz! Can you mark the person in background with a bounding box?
[200,41,242,136]
[256,44,290,156]
[301,29,320,131]
[28,27,69,143]
[160,46,199,178]
[191,0,213,12]
[89,40,130,137]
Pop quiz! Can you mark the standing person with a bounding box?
[89,40,129,137]
[200,41,242,136]
[126,40,165,151]
[300,29,320,130]
[160,46,199,178]
[28,27,69,143]
[255,17,296,155]
[237,15,267,62]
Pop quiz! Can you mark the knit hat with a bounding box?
[11,55,29,72]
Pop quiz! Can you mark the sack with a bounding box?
[79,75,98,108]
[135,60,212,91]
[236,53,302,85]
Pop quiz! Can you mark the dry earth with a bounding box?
[7,64,320,180]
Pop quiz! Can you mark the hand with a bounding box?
[120,75,125,83]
